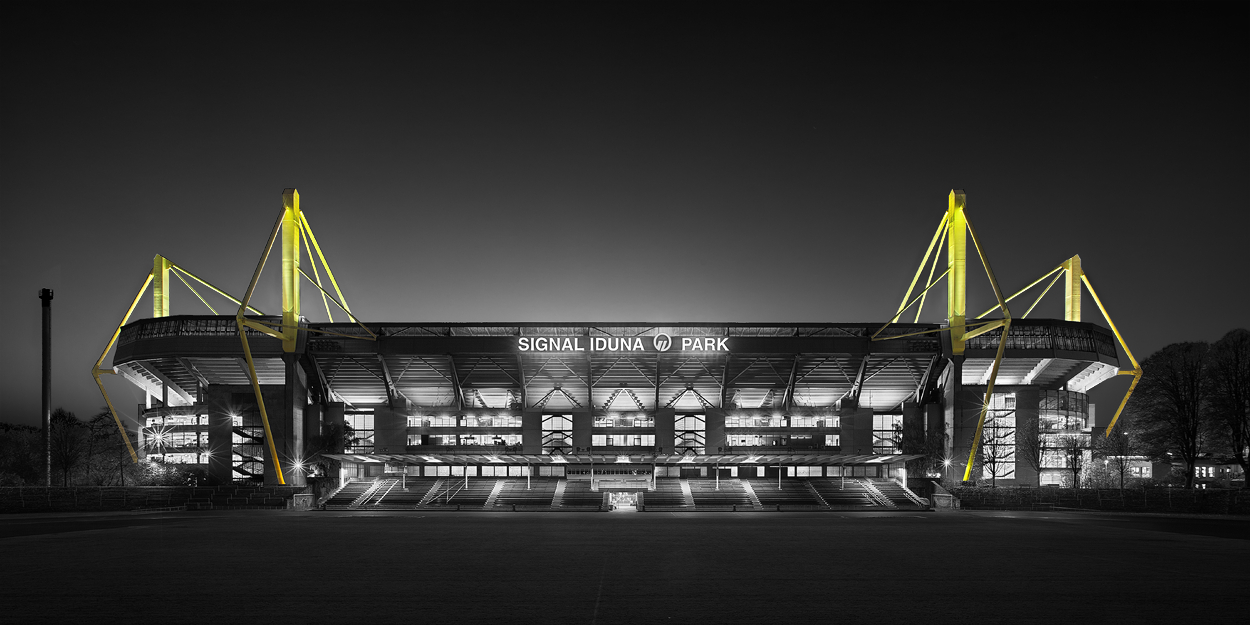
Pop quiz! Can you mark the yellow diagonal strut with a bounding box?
[92,272,153,463]
[1082,274,1142,436]
[237,212,288,485]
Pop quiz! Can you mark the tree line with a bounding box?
[1119,328,1249,487]
[0,408,190,487]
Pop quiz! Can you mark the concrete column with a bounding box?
[205,386,238,484]
[654,408,675,454]
[325,402,345,453]
[571,410,592,451]
[704,407,726,453]
[522,410,541,454]
[260,385,291,486]
[280,354,306,486]
[373,402,409,453]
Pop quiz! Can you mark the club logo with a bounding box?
[653,333,672,352]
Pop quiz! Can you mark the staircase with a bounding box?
[418,479,445,506]
[484,480,506,508]
[551,480,567,508]
[679,479,695,507]
[804,480,829,507]
[860,479,896,508]
[366,479,399,506]
[740,480,763,509]
[350,480,382,507]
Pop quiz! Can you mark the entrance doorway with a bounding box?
[607,491,640,511]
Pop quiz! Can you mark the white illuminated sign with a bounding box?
[517,335,728,352]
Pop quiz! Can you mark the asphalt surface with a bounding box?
[1,509,1246,624]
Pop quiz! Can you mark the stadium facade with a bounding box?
[95,189,1137,508]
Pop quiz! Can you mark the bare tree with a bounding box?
[1127,342,1215,488]
[49,408,87,486]
[1210,329,1250,487]
[1093,421,1134,490]
[1056,434,1087,487]
[1016,414,1043,486]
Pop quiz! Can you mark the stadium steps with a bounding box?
[688,478,752,508]
[484,480,506,507]
[551,480,567,508]
[324,480,374,509]
[493,479,558,507]
[740,480,763,509]
[743,478,823,507]
[365,479,400,506]
[679,479,695,507]
[804,480,829,507]
[418,479,445,506]
[371,478,439,508]
[860,480,896,508]
[873,479,928,508]
[809,478,877,508]
[639,479,689,509]
[558,480,606,509]
[351,480,383,507]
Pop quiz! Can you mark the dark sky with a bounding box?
[2,1,1247,429]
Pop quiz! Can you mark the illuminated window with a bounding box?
[345,411,374,453]
[592,434,655,447]
[825,434,840,447]
[872,414,904,455]
[981,394,1016,481]
[542,414,573,454]
[674,414,706,454]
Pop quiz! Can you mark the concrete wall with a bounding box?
[373,402,409,453]
[654,408,675,453]
[704,407,726,453]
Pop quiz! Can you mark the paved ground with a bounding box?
[1,509,1246,624]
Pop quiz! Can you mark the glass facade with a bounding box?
[674,414,705,454]
[981,393,1016,481]
[872,414,903,455]
[542,414,573,454]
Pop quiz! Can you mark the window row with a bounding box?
[591,434,656,447]
[408,434,522,446]
[408,415,523,428]
[725,416,839,428]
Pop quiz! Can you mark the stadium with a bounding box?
[93,189,1137,511]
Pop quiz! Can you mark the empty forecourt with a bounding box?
[102,189,1131,509]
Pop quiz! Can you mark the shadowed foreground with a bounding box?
[1,510,1246,624]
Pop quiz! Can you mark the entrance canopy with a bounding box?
[324,453,923,465]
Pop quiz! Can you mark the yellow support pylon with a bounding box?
[873,190,1012,483]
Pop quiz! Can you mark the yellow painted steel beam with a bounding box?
[236,210,287,484]
[297,217,334,322]
[871,267,950,340]
[170,266,217,315]
[296,269,377,339]
[872,319,1002,342]
[965,219,1012,322]
[897,213,950,317]
[152,255,171,317]
[1064,255,1082,322]
[167,262,265,315]
[974,263,1065,319]
[1081,274,1143,436]
[91,272,153,464]
[299,213,352,314]
[947,191,967,355]
[281,189,300,353]
[240,318,287,340]
[1021,271,1065,319]
[915,220,950,323]
[962,319,1011,482]
[960,318,1007,342]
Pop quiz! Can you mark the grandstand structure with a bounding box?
[93,189,1137,509]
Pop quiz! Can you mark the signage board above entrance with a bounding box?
[518,333,729,353]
